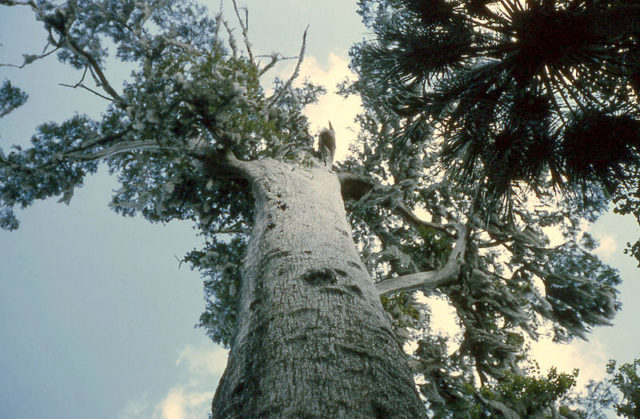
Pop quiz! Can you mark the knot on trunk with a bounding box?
[301,268,347,286]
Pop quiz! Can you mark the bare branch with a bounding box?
[0,0,35,6]
[268,26,308,107]
[257,53,300,77]
[213,0,224,41]
[64,36,124,103]
[258,54,279,76]
[0,46,60,68]
[59,82,114,102]
[222,20,238,58]
[231,0,254,64]
[376,223,468,296]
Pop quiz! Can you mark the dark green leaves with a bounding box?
[354,0,640,204]
[0,115,100,229]
[0,80,28,118]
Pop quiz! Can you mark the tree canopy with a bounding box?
[353,0,640,249]
[0,0,637,416]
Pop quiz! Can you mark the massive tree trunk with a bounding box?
[212,158,426,418]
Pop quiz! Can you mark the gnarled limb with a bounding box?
[376,223,468,296]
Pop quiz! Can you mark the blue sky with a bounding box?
[0,1,638,418]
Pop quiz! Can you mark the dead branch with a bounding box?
[231,0,253,64]
[0,45,60,68]
[268,26,308,107]
[222,20,238,57]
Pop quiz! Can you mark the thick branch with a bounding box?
[376,223,468,296]
[394,202,455,237]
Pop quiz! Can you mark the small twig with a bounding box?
[0,46,60,69]
[257,53,299,77]
[64,36,124,103]
[59,82,114,102]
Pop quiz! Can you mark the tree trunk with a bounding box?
[211,159,426,418]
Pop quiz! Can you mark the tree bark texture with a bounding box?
[212,159,426,418]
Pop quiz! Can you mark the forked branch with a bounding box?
[231,0,254,64]
[267,26,308,107]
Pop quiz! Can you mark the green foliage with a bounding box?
[0,0,323,342]
[0,79,28,118]
[353,0,640,205]
[184,236,246,346]
[608,359,640,418]
[1,1,632,416]
[489,367,578,416]
[416,344,579,418]
[345,2,627,414]
[0,115,100,229]
[381,292,427,342]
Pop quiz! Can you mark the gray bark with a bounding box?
[212,158,426,418]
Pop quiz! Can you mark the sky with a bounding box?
[0,1,638,418]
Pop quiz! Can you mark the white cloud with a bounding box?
[176,344,228,377]
[118,394,153,419]
[279,52,363,161]
[156,387,211,419]
[118,344,228,419]
[530,336,608,387]
[424,294,460,340]
[594,234,617,260]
